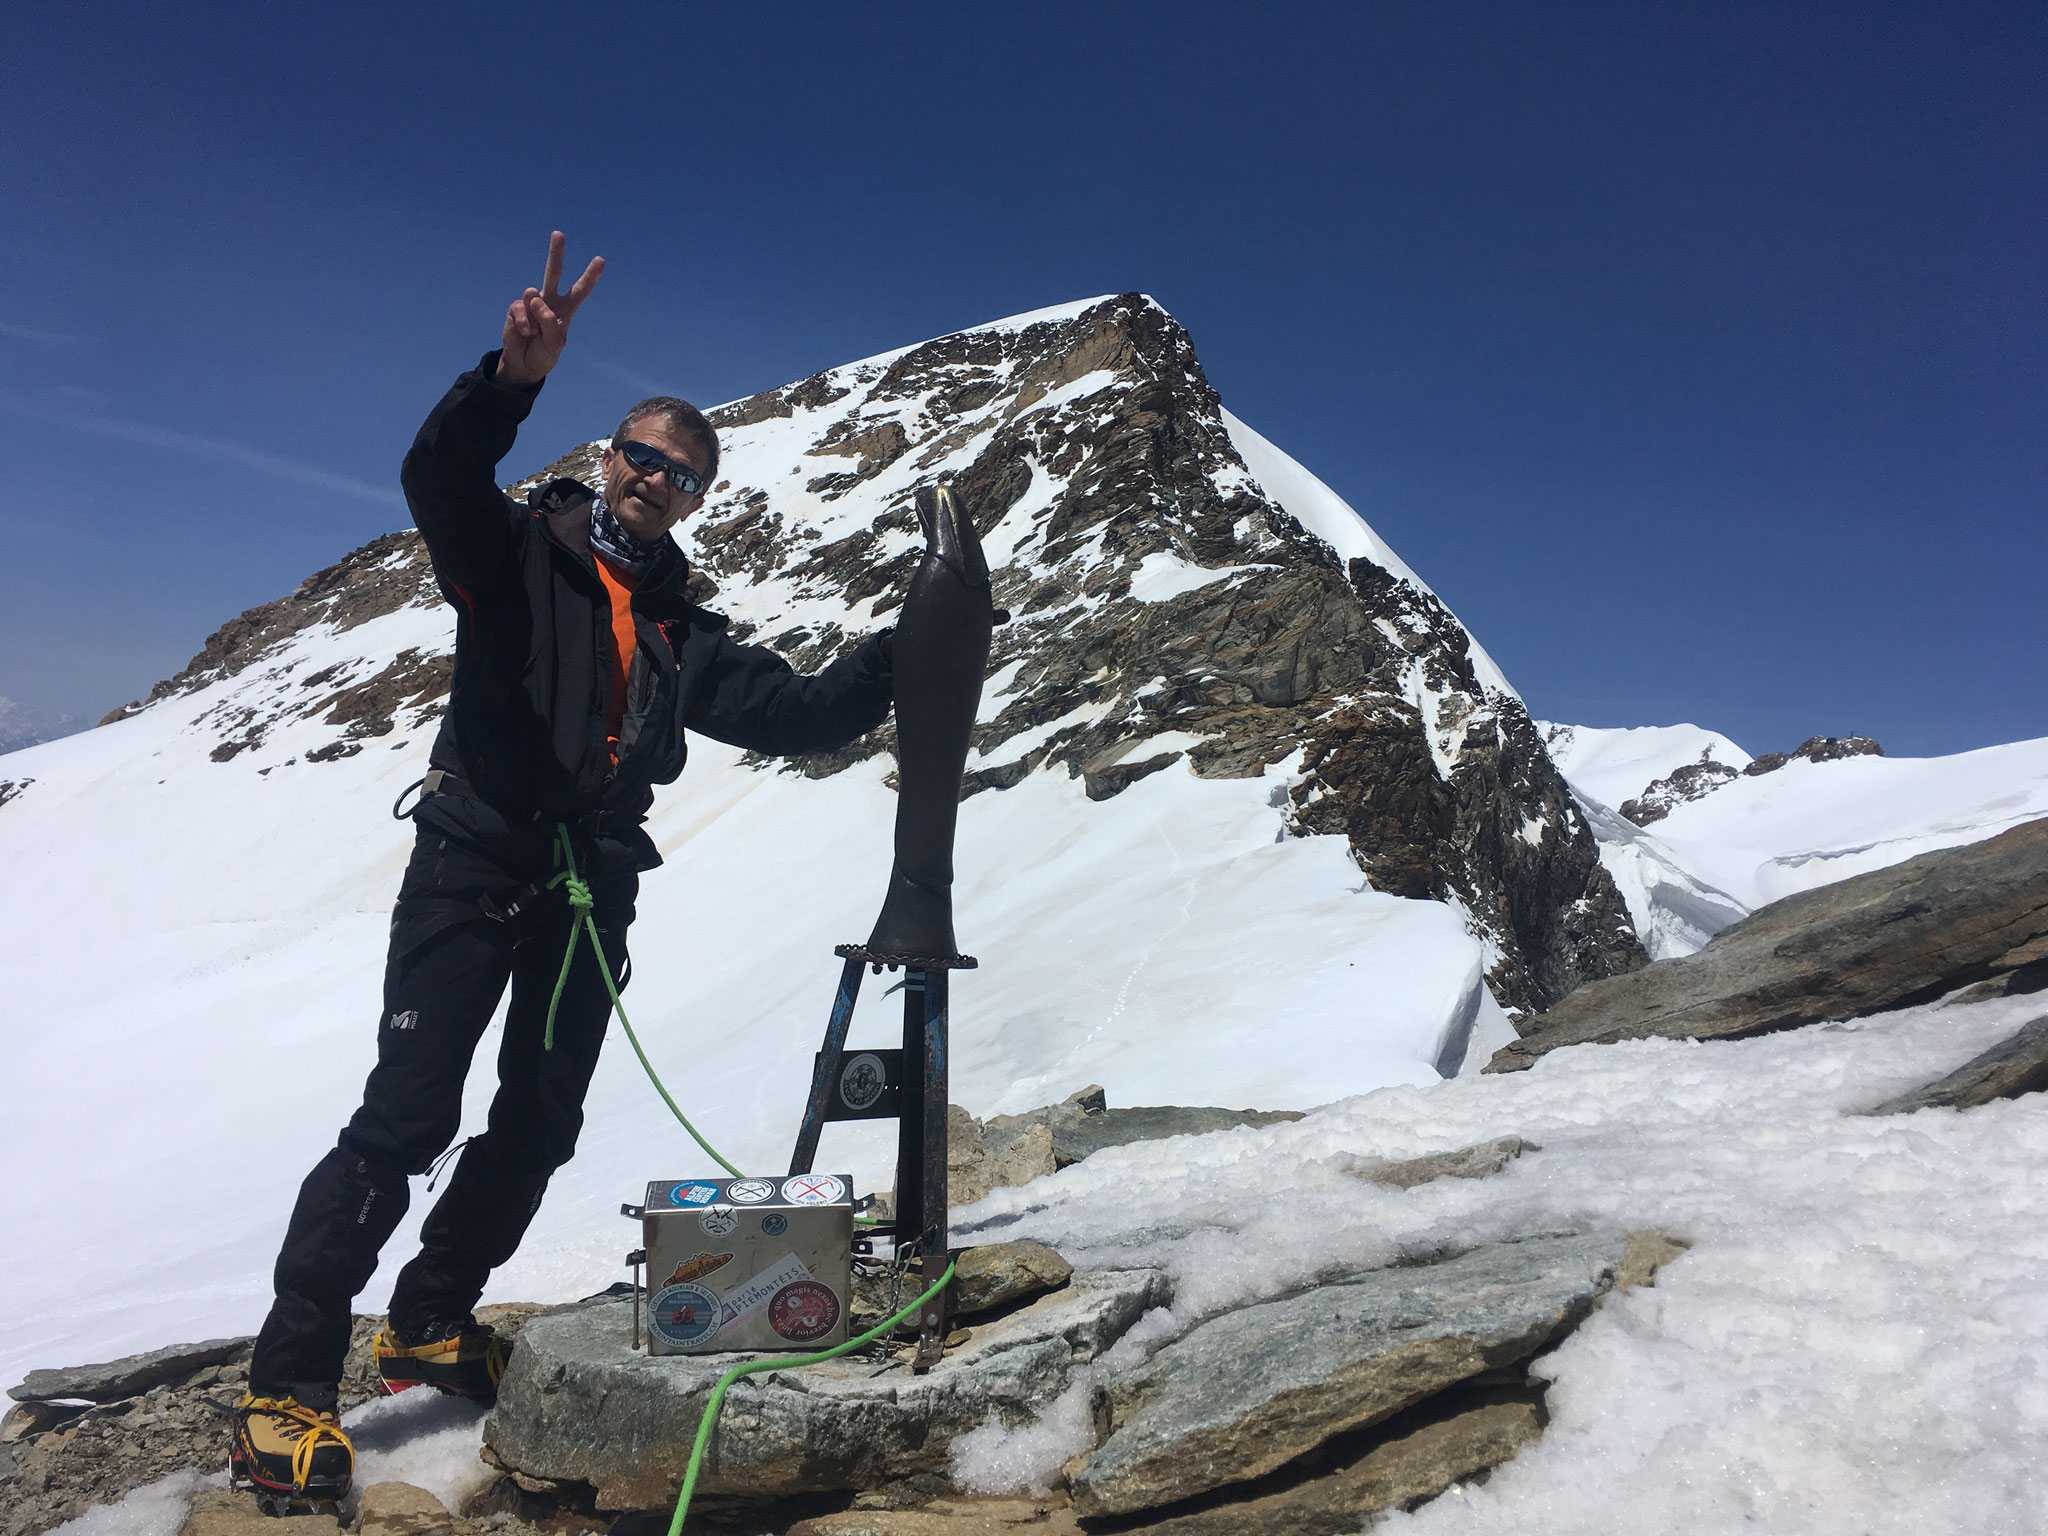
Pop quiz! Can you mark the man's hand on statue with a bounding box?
[495,231,605,388]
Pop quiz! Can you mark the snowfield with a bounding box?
[1541,721,2048,958]
[949,985,2048,1535]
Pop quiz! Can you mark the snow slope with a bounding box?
[1538,723,2048,954]
[1537,721,1750,811]
[1645,736,2048,911]
[945,986,2048,1535]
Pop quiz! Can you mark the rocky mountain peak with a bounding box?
[109,293,1644,1016]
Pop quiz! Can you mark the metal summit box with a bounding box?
[640,1174,854,1355]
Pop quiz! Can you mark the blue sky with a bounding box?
[2,1,2041,756]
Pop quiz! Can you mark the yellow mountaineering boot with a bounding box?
[374,1320,508,1405]
[228,1394,354,1513]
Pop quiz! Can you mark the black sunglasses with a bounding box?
[614,439,707,497]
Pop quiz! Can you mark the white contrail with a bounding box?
[0,390,404,507]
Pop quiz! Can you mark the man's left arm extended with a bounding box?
[687,630,895,756]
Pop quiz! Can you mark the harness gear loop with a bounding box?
[542,822,742,1178]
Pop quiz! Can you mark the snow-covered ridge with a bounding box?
[1542,719,2048,955]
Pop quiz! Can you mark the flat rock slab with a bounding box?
[483,1269,1169,1511]
[1490,817,2048,1072]
[788,1497,1082,1535]
[1071,1231,1630,1519]
[11,1336,252,1404]
[1050,1104,1305,1165]
[1131,1398,1542,1536]
[1870,1013,2048,1115]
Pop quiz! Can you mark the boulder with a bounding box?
[1339,1135,1531,1189]
[10,1337,252,1404]
[1114,1398,1542,1536]
[1489,818,2048,1072]
[951,1242,1073,1318]
[353,1483,456,1536]
[177,1490,338,1536]
[1870,1014,2048,1115]
[1070,1231,1630,1519]
[482,1270,1169,1511]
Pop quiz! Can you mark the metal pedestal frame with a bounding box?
[790,945,974,1371]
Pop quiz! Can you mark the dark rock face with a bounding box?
[1620,757,1742,826]
[119,296,1645,1015]
[1489,817,2048,1072]
[1743,734,1883,777]
[1870,1014,2048,1115]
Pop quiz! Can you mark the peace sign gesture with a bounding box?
[495,231,605,388]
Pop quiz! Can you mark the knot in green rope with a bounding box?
[538,823,742,1179]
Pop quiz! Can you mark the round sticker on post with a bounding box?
[838,1054,887,1112]
[698,1207,740,1237]
[768,1280,842,1342]
[781,1174,845,1206]
[761,1213,788,1236]
[648,1283,722,1348]
[724,1179,777,1205]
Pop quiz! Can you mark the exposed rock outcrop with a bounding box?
[1068,1231,1635,1519]
[1869,1014,2048,1115]
[1488,818,2048,1072]
[481,1271,1169,1511]
[1743,734,1883,776]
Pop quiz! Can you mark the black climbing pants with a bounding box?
[250,823,636,1408]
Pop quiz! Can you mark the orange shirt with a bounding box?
[593,555,642,768]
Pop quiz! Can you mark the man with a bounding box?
[231,234,894,1507]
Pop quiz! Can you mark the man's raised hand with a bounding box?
[495,231,604,388]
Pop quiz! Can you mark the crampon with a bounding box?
[227,1394,353,1515]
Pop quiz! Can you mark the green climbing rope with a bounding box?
[544,823,743,1178]
[666,1259,958,1536]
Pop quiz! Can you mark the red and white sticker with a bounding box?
[768,1280,842,1342]
[781,1174,845,1206]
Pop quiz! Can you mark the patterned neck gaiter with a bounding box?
[589,493,663,573]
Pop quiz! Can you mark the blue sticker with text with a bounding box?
[648,1283,722,1347]
[670,1182,720,1208]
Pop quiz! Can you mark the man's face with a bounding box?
[600,416,707,542]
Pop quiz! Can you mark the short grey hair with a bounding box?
[614,396,719,487]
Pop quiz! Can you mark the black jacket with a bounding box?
[401,351,893,873]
